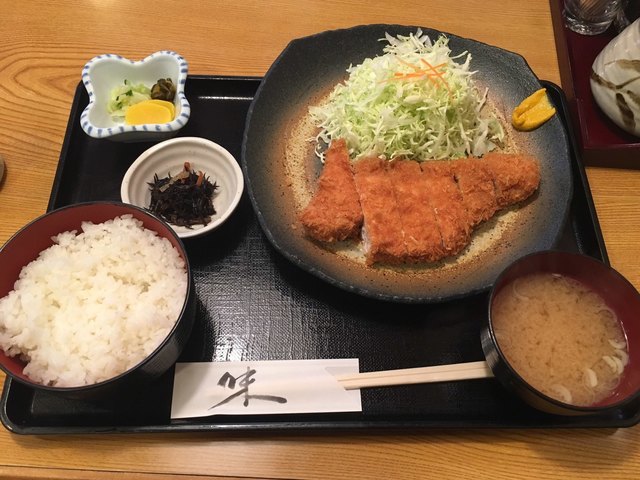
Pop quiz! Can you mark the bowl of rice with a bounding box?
[0,201,196,397]
[482,250,640,416]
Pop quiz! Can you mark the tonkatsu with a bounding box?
[387,159,445,263]
[299,143,541,265]
[299,139,363,242]
[352,156,407,265]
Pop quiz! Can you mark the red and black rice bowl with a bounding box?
[0,202,196,399]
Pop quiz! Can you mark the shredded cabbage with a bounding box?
[310,30,505,162]
[107,80,151,118]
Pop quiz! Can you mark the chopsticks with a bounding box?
[336,361,493,390]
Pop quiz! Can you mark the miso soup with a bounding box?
[492,273,628,406]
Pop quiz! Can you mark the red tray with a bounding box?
[551,0,640,169]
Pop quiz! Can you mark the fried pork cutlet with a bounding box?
[420,162,473,256]
[387,159,446,262]
[353,157,407,265]
[451,158,498,226]
[301,140,541,265]
[299,139,363,242]
[482,152,541,208]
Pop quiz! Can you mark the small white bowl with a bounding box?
[80,50,190,142]
[121,137,244,238]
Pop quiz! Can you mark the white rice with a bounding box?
[0,215,188,387]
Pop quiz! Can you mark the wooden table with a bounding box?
[1,1,639,479]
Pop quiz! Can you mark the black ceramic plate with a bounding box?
[242,24,572,303]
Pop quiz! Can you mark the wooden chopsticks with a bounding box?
[336,361,493,390]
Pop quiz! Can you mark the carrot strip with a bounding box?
[420,59,451,94]
[424,74,442,89]
[381,59,452,90]
[396,57,422,71]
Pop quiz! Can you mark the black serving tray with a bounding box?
[2,76,638,434]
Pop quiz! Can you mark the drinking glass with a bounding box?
[563,0,624,35]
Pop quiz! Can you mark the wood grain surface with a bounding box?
[1,1,639,479]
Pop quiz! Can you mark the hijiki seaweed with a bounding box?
[148,162,218,227]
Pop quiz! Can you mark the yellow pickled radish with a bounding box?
[147,99,176,118]
[512,88,556,131]
[125,100,174,125]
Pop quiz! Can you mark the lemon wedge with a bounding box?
[125,100,175,125]
[512,88,556,131]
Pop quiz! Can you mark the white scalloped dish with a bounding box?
[80,50,190,142]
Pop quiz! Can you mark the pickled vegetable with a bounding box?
[151,78,176,102]
[125,100,173,125]
[108,78,177,122]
